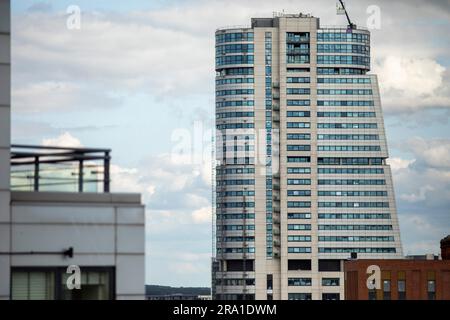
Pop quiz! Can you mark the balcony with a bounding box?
[286,36,310,43]
[10,145,111,193]
[286,48,310,55]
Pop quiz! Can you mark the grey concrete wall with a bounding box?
[0,0,10,300]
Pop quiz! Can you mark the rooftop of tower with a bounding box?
[216,11,368,32]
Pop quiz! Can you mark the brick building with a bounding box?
[344,236,450,300]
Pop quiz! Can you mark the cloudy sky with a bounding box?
[10,0,450,287]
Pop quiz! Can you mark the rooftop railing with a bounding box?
[10,145,111,193]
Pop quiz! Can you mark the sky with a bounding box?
[10,0,450,287]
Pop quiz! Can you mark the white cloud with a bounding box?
[375,56,450,112]
[400,185,435,203]
[41,132,83,147]
[387,157,414,172]
[192,206,212,224]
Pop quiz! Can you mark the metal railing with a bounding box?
[10,145,111,193]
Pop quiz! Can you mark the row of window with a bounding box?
[216,111,254,119]
[215,213,392,220]
[287,77,311,83]
[287,133,311,140]
[288,224,312,230]
[216,247,255,253]
[287,179,311,185]
[287,99,311,106]
[318,168,384,174]
[222,67,254,75]
[216,77,254,85]
[217,225,255,231]
[219,236,255,242]
[288,247,312,253]
[216,213,255,220]
[318,225,393,230]
[287,68,310,73]
[287,111,311,117]
[287,145,311,151]
[318,157,384,165]
[215,278,255,286]
[318,213,391,219]
[216,100,254,107]
[216,89,254,96]
[287,88,311,95]
[318,100,374,106]
[216,55,254,66]
[318,134,379,140]
[317,32,370,43]
[216,32,254,44]
[318,202,390,208]
[287,156,311,163]
[287,122,311,128]
[288,278,312,286]
[318,179,386,185]
[216,202,255,208]
[287,167,311,174]
[318,89,372,95]
[287,190,312,196]
[287,55,310,64]
[216,179,254,186]
[318,145,381,152]
[318,67,365,75]
[318,77,371,84]
[317,55,370,67]
[287,201,312,208]
[216,123,254,129]
[317,112,375,117]
[286,32,310,42]
[319,236,394,242]
[318,190,388,197]
[216,168,255,175]
[288,213,312,219]
[319,247,396,253]
[288,235,311,242]
[318,123,377,129]
[317,43,369,54]
[216,43,254,54]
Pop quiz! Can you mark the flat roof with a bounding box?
[11,191,142,205]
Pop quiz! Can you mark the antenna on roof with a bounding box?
[337,0,356,29]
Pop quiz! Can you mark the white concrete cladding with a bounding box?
[0,0,10,300]
[6,192,145,300]
[214,13,403,301]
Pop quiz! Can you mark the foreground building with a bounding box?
[0,1,145,299]
[213,11,403,300]
[344,236,450,300]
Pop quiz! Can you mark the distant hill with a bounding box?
[146,285,211,296]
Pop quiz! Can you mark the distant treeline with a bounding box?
[146,285,211,296]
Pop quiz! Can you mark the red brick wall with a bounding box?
[344,259,450,300]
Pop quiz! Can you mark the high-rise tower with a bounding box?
[213,11,403,300]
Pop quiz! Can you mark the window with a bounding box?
[397,280,406,300]
[383,280,391,300]
[288,278,312,286]
[62,270,112,300]
[267,274,273,290]
[288,260,311,271]
[322,278,340,286]
[288,293,311,300]
[427,280,436,300]
[368,289,377,300]
[12,270,55,300]
[322,293,340,300]
[11,267,114,300]
[318,259,341,272]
